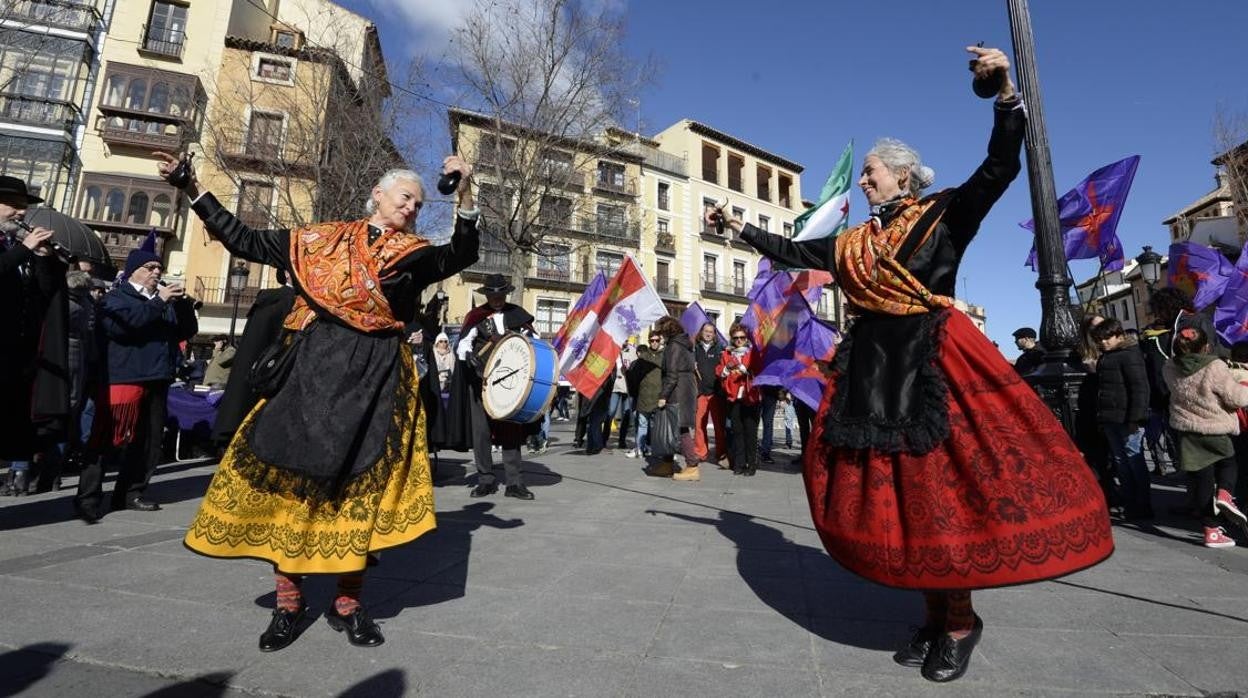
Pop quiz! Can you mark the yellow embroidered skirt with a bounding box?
[184,360,436,575]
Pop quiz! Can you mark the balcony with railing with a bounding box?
[593,175,637,197]
[0,93,80,132]
[194,276,262,307]
[594,218,640,244]
[654,277,679,299]
[8,0,105,33]
[215,129,316,175]
[99,117,184,150]
[460,248,512,279]
[655,231,676,254]
[528,262,591,290]
[141,24,186,59]
[701,274,746,300]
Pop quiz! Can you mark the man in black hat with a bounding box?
[84,247,197,514]
[0,175,68,496]
[1012,326,1045,376]
[451,273,538,500]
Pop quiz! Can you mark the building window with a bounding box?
[705,310,720,328]
[596,250,624,278]
[756,164,772,201]
[596,161,627,193]
[778,173,793,208]
[758,214,770,232]
[539,149,573,179]
[657,181,670,210]
[703,253,717,289]
[702,197,719,234]
[701,142,719,184]
[143,1,188,58]
[596,203,625,237]
[539,195,573,228]
[733,260,747,294]
[783,222,793,238]
[273,29,301,49]
[727,153,744,192]
[535,243,571,280]
[254,55,294,83]
[237,180,275,229]
[477,134,516,167]
[656,259,671,289]
[535,299,569,336]
[0,133,72,207]
[733,206,746,225]
[246,111,283,158]
[657,218,669,234]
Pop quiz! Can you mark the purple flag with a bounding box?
[756,316,840,410]
[1214,240,1248,345]
[552,271,607,354]
[746,258,774,300]
[741,271,794,348]
[759,291,812,365]
[1168,241,1234,311]
[1022,155,1140,272]
[680,301,728,345]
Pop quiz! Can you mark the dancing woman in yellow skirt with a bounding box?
[156,152,479,651]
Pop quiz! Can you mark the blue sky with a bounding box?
[351,0,1247,354]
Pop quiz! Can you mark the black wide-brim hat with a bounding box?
[0,175,44,204]
[475,273,514,295]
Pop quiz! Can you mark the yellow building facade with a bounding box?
[443,109,645,336]
[72,0,386,335]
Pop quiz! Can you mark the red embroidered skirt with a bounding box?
[805,311,1114,590]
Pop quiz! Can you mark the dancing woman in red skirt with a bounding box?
[716,45,1114,682]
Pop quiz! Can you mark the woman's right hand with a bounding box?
[656,398,666,409]
[153,151,200,198]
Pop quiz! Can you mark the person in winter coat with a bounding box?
[718,322,763,476]
[1163,326,1248,548]
[202,336,235,389]
[1092,318,1152,519]
[652,316,699,480]
[626,330,664,458]
[692,322,728,464]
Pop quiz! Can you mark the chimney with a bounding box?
[1216,168,1229,190]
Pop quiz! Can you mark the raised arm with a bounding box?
[739,224,834,272]
[940,102,1025,252]
[389,209,481,287]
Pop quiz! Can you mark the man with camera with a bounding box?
[83,246,197,514]
[0,176,68,496]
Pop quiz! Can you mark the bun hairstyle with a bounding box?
[868,138,936,198]
[1173,325,1209,356]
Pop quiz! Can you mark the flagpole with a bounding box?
[1007,0,1084,435]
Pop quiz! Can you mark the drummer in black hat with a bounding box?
[0,175,69,496]
[1012,326,1045,376]
[449,273,539,500]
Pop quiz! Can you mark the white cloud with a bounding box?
[366,0,473,50]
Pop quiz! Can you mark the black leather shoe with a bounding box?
[326,606,384,647]
[72,502,101,525]
[125,498,161,512]
[893,624,939,667]
[470,482,498,498]
[505,484,535,500]
[258,606,305,652]
[921,615,983,683]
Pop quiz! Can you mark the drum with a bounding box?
[481,332,558,423]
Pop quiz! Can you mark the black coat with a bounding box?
[1014,347,1045,376]
[739,101,1025,453]
[0,241,69,457]
[1095,344,1149,426]
[98,283,198,384]
[660,333,697,429]
[693,339,725,395]
[212,286,297,443]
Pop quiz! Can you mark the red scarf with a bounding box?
[284,220,429,332]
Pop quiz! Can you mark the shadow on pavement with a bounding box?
[338,668,407,697]
[651,509,917,651]
[428,453,564,489]
[0,472,213,531]
[139,671,235,697]
[0,642,70,698]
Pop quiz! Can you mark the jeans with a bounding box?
[1102,423,1152,515]
[609,393,632,448]
[529,412,551,449]
[586,399,610,453]
[636,411,651,455]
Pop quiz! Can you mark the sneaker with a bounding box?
[1204,526,1236,549]
[624,449,638,458]
[1214,489,1247,527]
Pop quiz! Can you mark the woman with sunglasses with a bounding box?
[719,323,762,476]
[708,46,1113,683]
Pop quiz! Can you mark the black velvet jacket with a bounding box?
[740,102,1026,454]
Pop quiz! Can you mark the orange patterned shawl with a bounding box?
[833,196,953,317]
[284,220,430,333]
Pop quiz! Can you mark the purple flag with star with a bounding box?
[1168,241,1234,311]
[1214,240,1248,345]
[755,315,840,410]
[1022,155,1140,272]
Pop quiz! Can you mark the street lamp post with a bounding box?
[1006,0,1084,435]
[1135,245,1163,292]
[227,261,250,342]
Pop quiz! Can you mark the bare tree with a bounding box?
[199,14,426,235]
[1213,105,1248,244]
[451,0,652,291]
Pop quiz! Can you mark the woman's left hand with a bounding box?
[443,155,474,195]
[966,45,1016,100]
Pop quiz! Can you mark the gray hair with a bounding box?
[66,270,91,290]
[867,138,936,198]
[365,169,424,215]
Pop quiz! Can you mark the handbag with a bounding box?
[649,405,681,459]
[248,328,307,398]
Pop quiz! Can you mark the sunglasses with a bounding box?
[141,263,163,271]
[731,335,748,341]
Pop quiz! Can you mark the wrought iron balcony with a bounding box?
[195,276,262,307]
[461,249,512,278]
[0,93,79,132]
[593,175,637,197]
[215,130,316,174]
[654,277,679,299]
[700,274,746,299]
[141,24,186,59]
[656,231,676,253]
[8,0,104,33]
[593,219,640,243]
[528,264,590,290]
